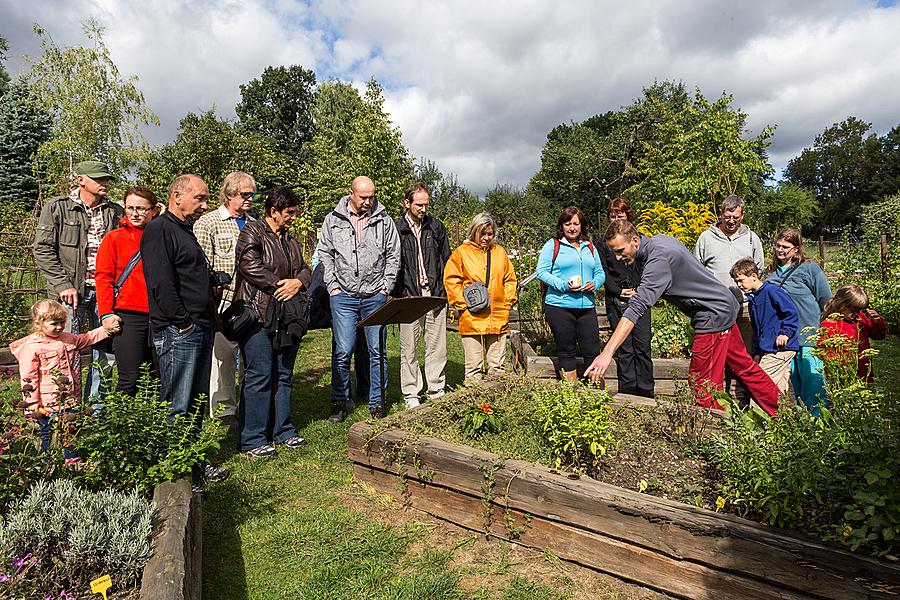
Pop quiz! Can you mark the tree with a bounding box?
[236,65,317,158]
[0,82,53,210]
[0,35,10,97]
[484,184,525,226]
[24,20,159,195]
[784,116,882,230]
[139,109,298,202]
[413,158,481,228]
[744,183,818,241]
[312,79,365,154]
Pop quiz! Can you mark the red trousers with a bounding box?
[690,324,780,415]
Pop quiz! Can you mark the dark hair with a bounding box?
[767,227,807,273]
[729,257,759,279]
[123,185,157,205]
[608,197,636,223]
[554,206,590,242]
[265,186,300,215]
[404,182,430,203]
[605,218,639,241]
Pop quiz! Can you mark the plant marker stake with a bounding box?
[91,574,112,599]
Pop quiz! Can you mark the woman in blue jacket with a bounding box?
[536,206,605,382]
[766,228,832,413]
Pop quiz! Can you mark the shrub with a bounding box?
[459,402,501,438]
[636,201,716,249]
[0,479,153,597]
[76,368,225,495]
[651,301,692,358]
[535,382,617,473]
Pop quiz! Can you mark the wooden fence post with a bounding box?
[818,236,825,268]
[881,234,889,281]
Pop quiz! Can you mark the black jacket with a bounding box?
[392,214,451,298]
[597,235,643,312]
[141,212,214,332]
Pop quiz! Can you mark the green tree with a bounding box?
[745,183,818,241]
[311,79,365,154]
[413,158,481,228]
[24,20,159,195]
[0,35,10,97]
[139,109,298,202]
[784,116,882,230]
[0,82,53,210]
[236,65,317,157]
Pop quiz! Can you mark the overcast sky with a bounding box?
[2,0,899,195]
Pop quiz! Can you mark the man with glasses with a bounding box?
[194,171,256,430]
[317,176,401,420]
[695,194,765,402]
[34,160,124,406]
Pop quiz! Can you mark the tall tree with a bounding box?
[414,158,481,227]
[0,35,10,97]
[236,65,316,158]
[24,20,159,195]
[0,82,53,210]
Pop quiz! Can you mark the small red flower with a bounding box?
[477,403,493,414]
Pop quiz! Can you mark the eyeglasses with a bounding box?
[722,216,742,223]
[125,206,152,214]
[774,243,796,251]
[239,192,256,200]
[358,194,376,201]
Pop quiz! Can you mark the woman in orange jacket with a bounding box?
[444,212,517,382]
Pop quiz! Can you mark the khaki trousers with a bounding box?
[398,297,448,404]
[758,350,796,396]
[209,329,241,418]
[460,333,508,383]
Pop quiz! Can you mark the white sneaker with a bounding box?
[405,397,421,409]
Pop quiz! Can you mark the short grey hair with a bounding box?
[467,212,497,242]
[721,194,745,214]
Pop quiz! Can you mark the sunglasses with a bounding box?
[239,192,256,200]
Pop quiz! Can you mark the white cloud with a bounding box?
[2,0,899,194]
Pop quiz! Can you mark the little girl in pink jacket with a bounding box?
[10,299,118,461]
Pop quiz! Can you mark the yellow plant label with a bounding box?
[91,574,112,599]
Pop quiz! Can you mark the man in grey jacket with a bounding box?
[586,220,779,414]
[317,176,401,420]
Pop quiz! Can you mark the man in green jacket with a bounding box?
[33,160,124,405]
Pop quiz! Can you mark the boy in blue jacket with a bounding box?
[730,258,800,396]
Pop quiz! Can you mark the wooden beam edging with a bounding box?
[349,422,900,600]
[140,479,202,600]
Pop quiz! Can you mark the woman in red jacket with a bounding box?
[95,186,160,395]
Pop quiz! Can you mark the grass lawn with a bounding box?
[202,327,658,600]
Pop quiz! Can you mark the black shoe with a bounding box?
[219,414,239,432]
[369,404,385,419]
[202,461,230,483]
[328,406,347,423]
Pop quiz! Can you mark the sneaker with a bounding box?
[244,444,276,458]
[202,461,231,482]
[280,436,307,449]
[369,404,385,419]
[191,482,205,495]
[64,457,84,466]
[404,397,421,409]
[328,406,347,423]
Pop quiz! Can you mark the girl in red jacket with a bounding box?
[818,284,887,384]
[94,186,160,395]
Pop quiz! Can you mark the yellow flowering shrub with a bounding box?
[636,201,717,249]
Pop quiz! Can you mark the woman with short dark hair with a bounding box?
[234,187,312,457]
[535,206,605,382]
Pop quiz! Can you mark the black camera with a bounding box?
[211,270,232,287]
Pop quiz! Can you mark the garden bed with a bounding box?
[349,420,900,599]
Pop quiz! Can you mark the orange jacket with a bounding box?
[444,242,517,335]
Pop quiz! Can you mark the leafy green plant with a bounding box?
[651,301,692,358]
[535,383,617,473]
[76,367,225,494]
[0,479,152,597]
[459,402,501,438]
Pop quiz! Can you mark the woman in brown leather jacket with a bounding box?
[234,187,312,457]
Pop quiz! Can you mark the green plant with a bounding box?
[535,383,617,473]
[651,301,692,358]
[460,402,501,438]
[76,367,225,494]
[0,479,152,597]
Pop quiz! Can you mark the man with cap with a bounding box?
[34,160,124,405]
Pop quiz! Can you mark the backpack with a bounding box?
[539,239,595,301]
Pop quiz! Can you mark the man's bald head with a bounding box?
[168,174,209,222]
[348,176,376,215]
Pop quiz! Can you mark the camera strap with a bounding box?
[113,250,141,300]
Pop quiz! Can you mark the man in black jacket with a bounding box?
[393,183,451,408]
[141,174,228,485]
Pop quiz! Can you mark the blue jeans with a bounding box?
[152,324,213,426]
[38,411,78,460]
[331,292,388,409]
[237,323,299,451]
[66,285,114,406]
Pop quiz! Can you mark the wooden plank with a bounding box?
[354,464,814,600]
[349,424,900,599]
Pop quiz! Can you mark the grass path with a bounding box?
[201,327,658,600]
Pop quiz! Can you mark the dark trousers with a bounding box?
[237,323,299,452]
[112,310,157,396]
[38,411,78,459]
[607,302,655,397]
[543,304,601,373]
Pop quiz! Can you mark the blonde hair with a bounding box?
[467,212,497,243]
[31,299,68,333]
[822,284,868,320]
[219,171,255,205]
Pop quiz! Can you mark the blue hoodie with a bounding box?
[536,238,605,309]
[745,281,800,354]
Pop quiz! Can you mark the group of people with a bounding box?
[13,161,886,480]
